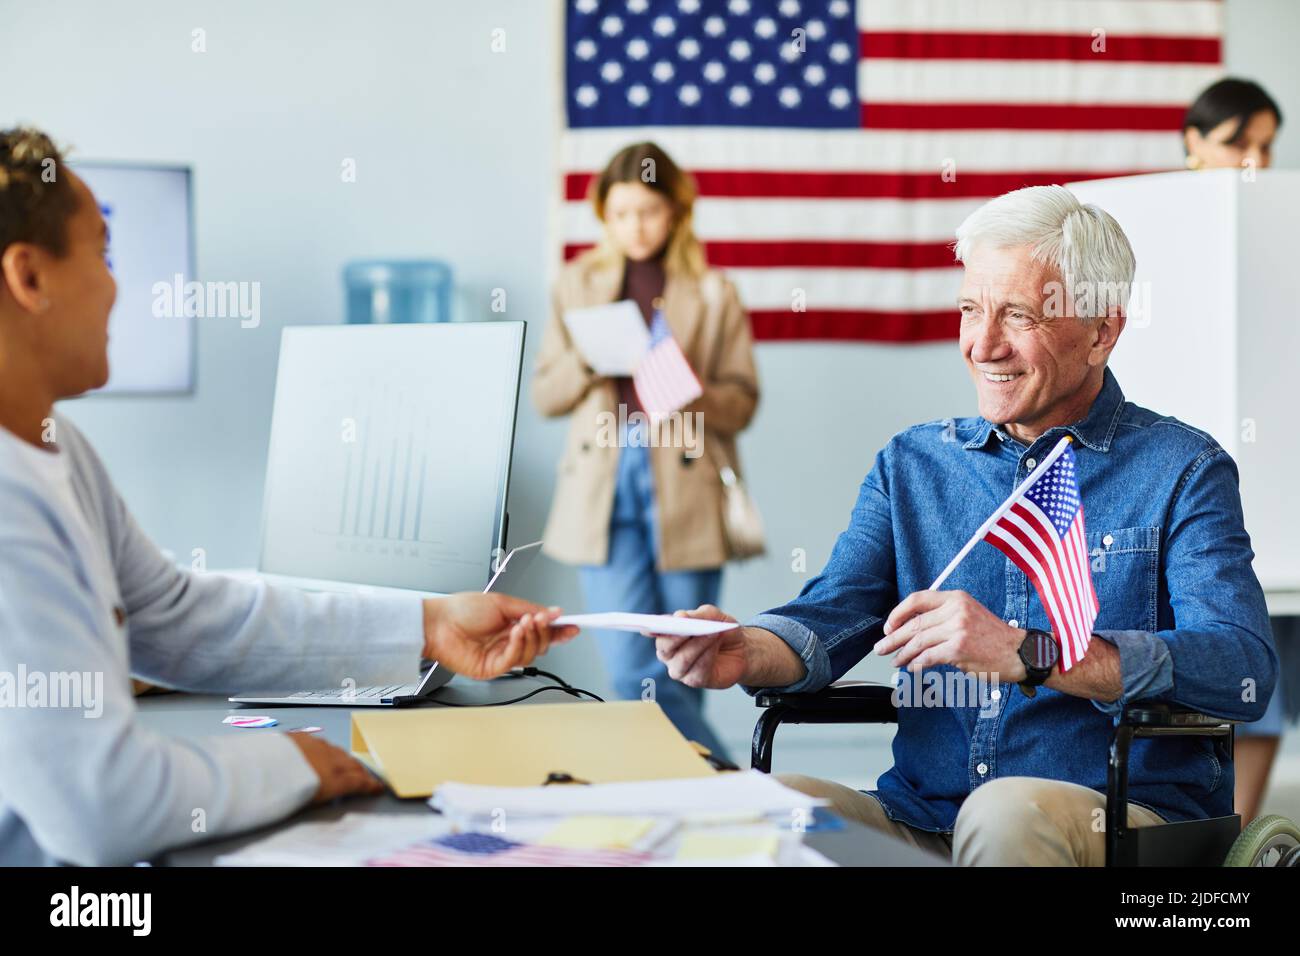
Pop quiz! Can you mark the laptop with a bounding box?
[229,541,541,707]
[227,322,528,707]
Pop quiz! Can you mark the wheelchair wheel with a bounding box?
[1223,814,1300,866]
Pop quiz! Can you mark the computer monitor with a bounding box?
[72,162,195,394]
[257,322,525,595]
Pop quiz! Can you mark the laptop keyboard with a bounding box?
[289,684,416,700]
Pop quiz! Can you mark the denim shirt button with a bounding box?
[1008,618,1018,628]
[976,762,988,775]
[1025,458,1037,470]
[990,689,1001,701]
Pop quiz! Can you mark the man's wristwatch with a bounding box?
[1017,628,1059,698]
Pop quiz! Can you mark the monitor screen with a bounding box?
[73,162,195,394]
[258,322,525,594]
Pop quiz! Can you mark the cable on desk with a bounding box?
[507,666,575,688]
[411,668,604,708]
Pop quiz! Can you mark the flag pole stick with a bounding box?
[928,434,1074,590]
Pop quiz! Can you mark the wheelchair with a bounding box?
[751,681,1300,866]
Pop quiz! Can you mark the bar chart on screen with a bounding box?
[329,382,446,560]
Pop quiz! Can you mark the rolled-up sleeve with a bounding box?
[1088,630,1175,717]
[740,612,833,694]
[740,451,898,695]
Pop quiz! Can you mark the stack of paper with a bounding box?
[431,769,823,820]
[429,771,836,867]
[217,775,837,867]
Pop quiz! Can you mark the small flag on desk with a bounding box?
[633,311,702,423]
[981,437,1097,671]
[364,832,653,868]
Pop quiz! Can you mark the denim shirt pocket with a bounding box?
[1085,525,1160,633]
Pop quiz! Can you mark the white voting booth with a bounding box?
[1067,169,1300,609]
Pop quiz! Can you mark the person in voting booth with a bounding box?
[1181,75,1294,826]
[648,185,1278,865]
[532,142,760,761]
[0,128,577,865]
[1183,76,1281,174]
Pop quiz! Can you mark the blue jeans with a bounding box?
[578,429,728,761]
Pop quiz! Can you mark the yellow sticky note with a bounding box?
[676,832,780,861]
[539,816,657,850]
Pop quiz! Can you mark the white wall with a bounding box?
[3,0,1297,776]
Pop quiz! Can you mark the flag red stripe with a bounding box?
[1066,516,1098,664]
[1077,505,1100,612]
[565,240,960,269]
[860,103,1186,130]
[1009,502,1091,648]
[1066,514,1097,619]
[984,532,1077,667]
[1019,502,1092,650]
[563,170,1155,201]
[860,31,1222,64]
[1057,513,1094,663]
[706,240,958,269]
[999,505,1088,649]
[747,309,958,342]
[1003,502,1086,650]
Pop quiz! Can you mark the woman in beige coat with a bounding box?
[533,142,759,758]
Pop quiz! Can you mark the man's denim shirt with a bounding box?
[745,369,1277,833]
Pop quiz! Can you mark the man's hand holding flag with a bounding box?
[876,435,1097,682]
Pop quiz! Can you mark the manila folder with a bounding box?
[351,700,715,798]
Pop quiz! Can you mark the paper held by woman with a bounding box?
[553,611,736,637]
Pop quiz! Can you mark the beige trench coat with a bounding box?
[532,252,760,571]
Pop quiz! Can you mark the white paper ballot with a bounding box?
[561,300,651,375]
[553,612,737,637]
[432,770,826,819]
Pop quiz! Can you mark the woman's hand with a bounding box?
[421,593,580,680]
[287,732,385,803]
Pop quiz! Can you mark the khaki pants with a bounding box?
[780,773,1167,866]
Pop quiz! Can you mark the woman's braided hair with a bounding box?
[0,127,77,259]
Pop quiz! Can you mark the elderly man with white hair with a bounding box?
[648,185,1278,866]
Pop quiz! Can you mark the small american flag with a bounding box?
[982,437,1097,671]
[364,831,654,867]
[561,0,1223,342]
[633,310,704,421]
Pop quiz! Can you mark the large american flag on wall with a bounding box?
[560,0,1224,342]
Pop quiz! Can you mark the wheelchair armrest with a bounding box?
[754,680,899,722]
[1119,701,1238,735]
[751,682,899,773]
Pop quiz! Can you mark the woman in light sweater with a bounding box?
[0,127,577,865]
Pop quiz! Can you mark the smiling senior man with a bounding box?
[649,185,1278,866]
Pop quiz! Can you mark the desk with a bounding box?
[136,676,947,867]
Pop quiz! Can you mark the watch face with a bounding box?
[1024,630,1059,670]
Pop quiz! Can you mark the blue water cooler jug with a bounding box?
[343,260,453,324]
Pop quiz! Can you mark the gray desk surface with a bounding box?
[136,676,946,867]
